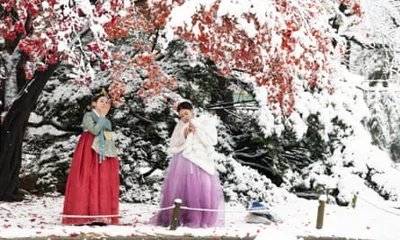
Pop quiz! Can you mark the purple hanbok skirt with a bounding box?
[150,152,225,228]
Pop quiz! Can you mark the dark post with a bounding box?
[316,195,326,229]
[170,198,182,230]
[351,192,358,209]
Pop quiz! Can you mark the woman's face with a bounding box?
[179,109,194,123]
[93,96,110,113]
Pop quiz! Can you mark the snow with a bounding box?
[3,51,20,109]
[4,0,400,239]
[1,193,400,239]
[165,0,214,41]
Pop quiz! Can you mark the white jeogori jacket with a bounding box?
[169,114,218,175]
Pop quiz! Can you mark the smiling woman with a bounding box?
[61,88,119,226]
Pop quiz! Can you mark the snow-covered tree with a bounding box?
[0,0,175,201]
[8,0,400,208]
[344,0,400,161]
[159,0,362,116]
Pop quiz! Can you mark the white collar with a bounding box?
[93,109,100,117]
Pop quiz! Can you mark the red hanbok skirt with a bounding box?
[62,131,120,225]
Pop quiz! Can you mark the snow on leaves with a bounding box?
[1,0,111,82]
[159,0,363,115]
[1,0,363,110]
[339,0,363,17]
[104,0,178,103]
[0,0,177,105]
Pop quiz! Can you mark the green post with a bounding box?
[351,192,358,209]
[316,195,327,229]
[170,199,182,230]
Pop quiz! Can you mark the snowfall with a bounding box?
[0,188,400,240]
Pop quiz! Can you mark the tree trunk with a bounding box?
[215,76,232,122]
[0,55,6,113]
[0,63,58,201]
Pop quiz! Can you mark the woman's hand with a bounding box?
[188,123,196,133]
[184,123,196,138]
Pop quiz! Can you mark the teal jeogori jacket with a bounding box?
[82,110,118,162]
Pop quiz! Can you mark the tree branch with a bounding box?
[342,35,390,50]
[390,15,400,28]
[27,119,82,133]
[2,6,21,54]
[339,3,355,17]
[206,99,256,109]
[233,150,268,159]
[132,113,154,124]
[151,29,159,53]
[140,166,159,178]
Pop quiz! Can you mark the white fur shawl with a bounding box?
[169,114,218,175]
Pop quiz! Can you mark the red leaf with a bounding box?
[14,22,26,34]
[5,31,16,40]
[3,224,11,228]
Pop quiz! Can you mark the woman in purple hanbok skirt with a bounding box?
[150,101,225,228]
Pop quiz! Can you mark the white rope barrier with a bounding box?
[5,197,398,221]
[0,204,12,213]
[180,205,271,213]
[58,205,269,219]
[0,205,175,221]
[1,203,268,222]
[60,205,175,218]
[5,195,400,230]
[357,196,400,217]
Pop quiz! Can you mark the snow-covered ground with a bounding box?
[0,193,399,239]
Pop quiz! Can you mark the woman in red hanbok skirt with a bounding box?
[62,89,120,225]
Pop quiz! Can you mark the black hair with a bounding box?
[177,101,193,112]
[92,94,108,102]
[92,88,110,102]
[87,90,110,111]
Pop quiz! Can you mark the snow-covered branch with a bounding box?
[27,119,82,133]
[343,35,390,50]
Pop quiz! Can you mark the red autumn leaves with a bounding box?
[0,0,362,113]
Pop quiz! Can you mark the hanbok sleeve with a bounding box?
[169,120,189,154]
[82,112,108,136]
[170,121,186,147]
